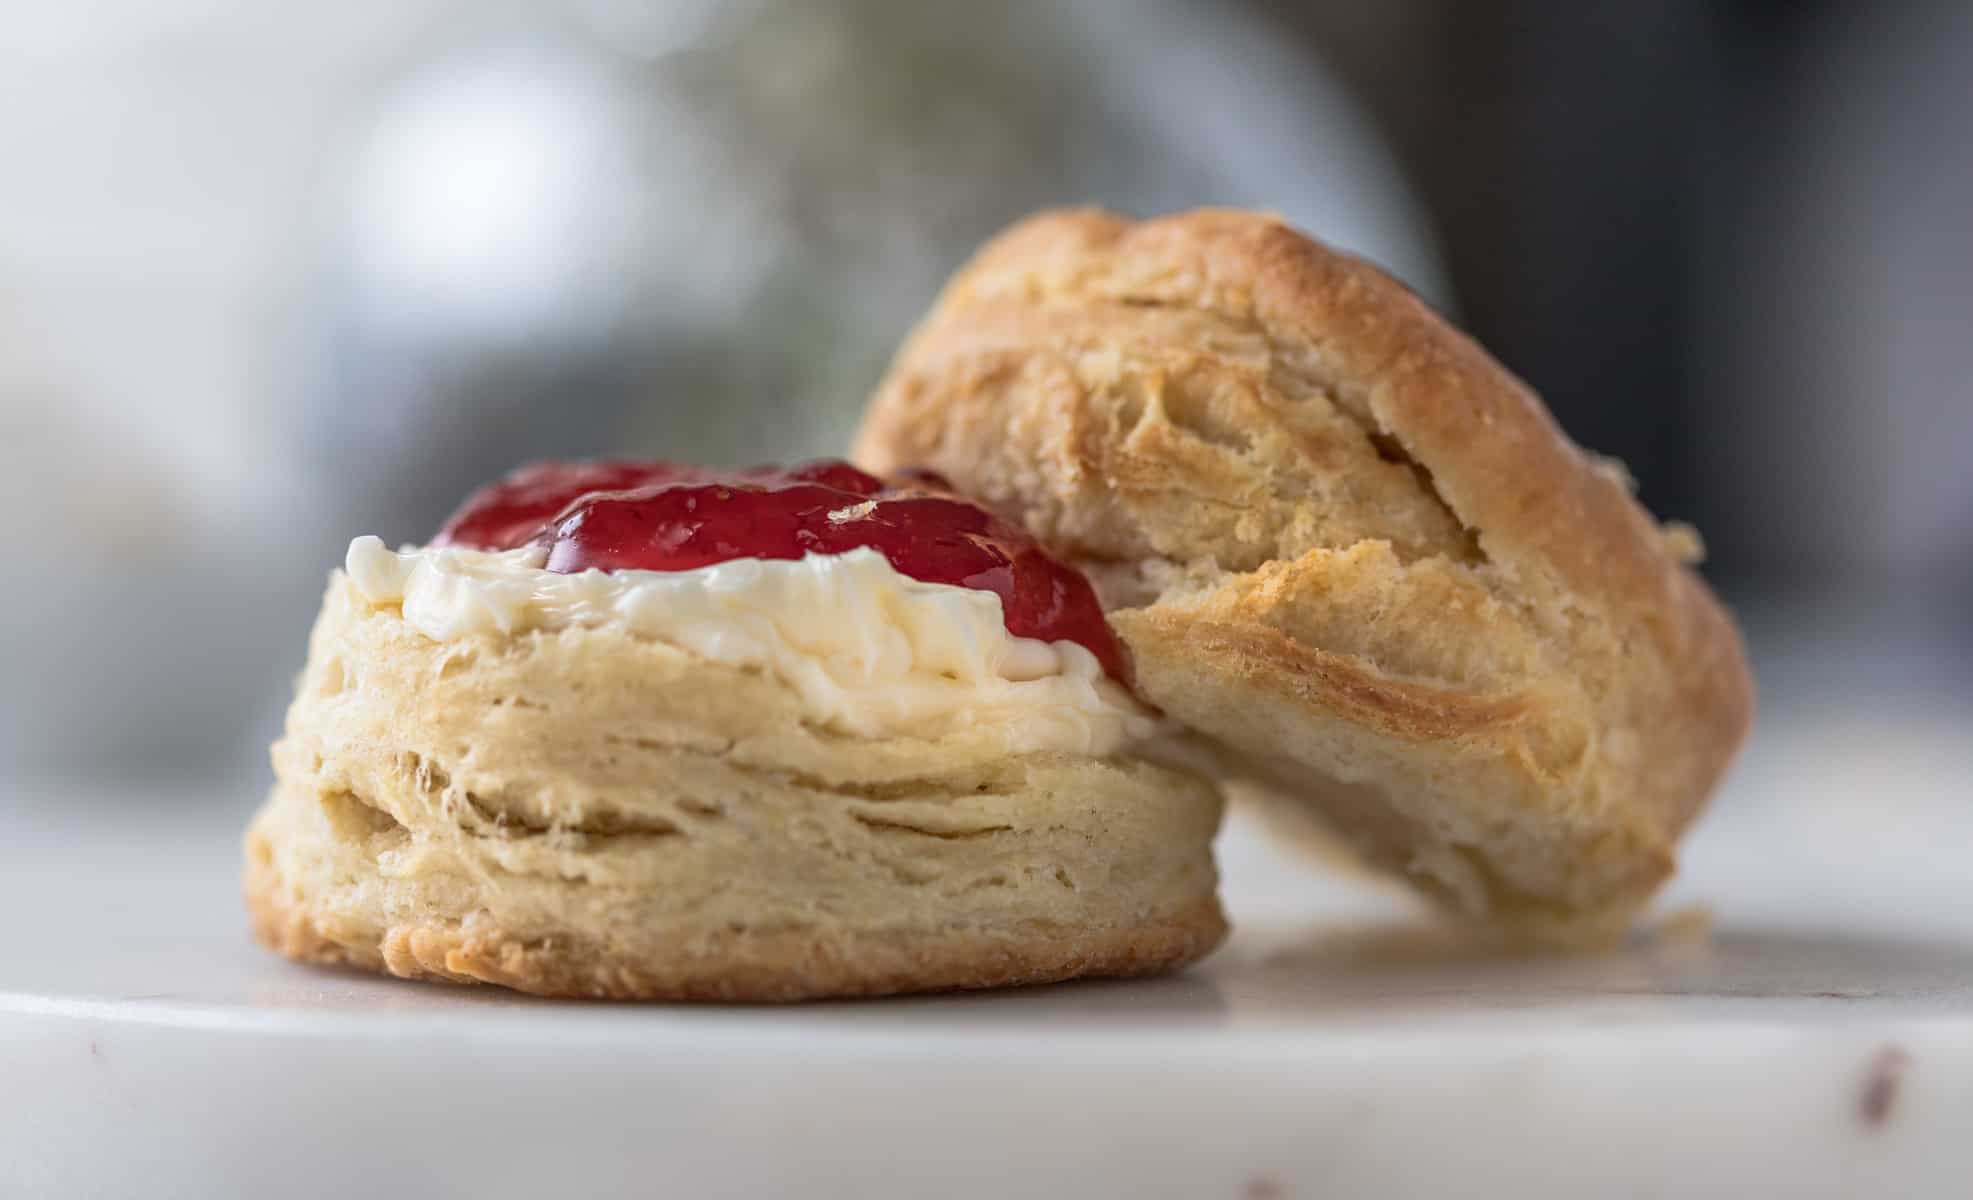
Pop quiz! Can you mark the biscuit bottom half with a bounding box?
[244,578,1226,1001]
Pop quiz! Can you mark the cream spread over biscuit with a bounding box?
[343,536,1159,755]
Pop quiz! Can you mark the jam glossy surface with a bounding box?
[434,459,1130,682]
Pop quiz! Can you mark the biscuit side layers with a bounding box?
[854,207,1754,941]
[247,576,1226,1001]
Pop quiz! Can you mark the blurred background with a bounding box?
[2,0,1967,808]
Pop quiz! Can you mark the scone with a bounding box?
[246,460,1225,1000]
[854,207,1755,942]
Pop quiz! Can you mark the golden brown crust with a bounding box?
[855,207,1755,939]
[245,575,1227,1001]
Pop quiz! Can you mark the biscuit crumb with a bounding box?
[1647,902,1716,946]
[1590,454,1637,494]
[1660,521,1706,564]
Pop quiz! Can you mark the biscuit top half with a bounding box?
[853,207,1754,936]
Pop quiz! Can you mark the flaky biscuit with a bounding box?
[854,207,1754,941]
[246,575,1225,1000]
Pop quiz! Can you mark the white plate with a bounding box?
[6,711,1972,1199]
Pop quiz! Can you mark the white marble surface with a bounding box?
[4,708,1972,1198]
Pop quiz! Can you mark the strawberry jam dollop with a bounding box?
[433,459,1131,683]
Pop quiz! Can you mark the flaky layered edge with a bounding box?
[245,575,1227,1001]
[854,207,1754,940]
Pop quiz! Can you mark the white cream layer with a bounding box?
[342,536,1157,755]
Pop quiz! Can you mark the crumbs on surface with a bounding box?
[1644,901,1716,947]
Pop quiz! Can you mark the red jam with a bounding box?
[433,459,1131,683]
